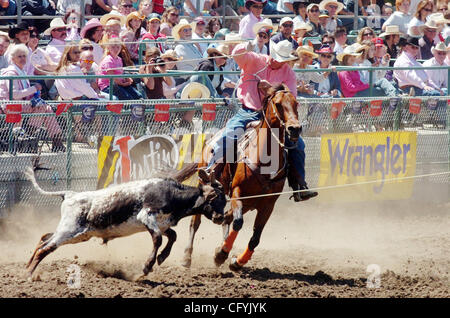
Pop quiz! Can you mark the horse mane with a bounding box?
[262,83,290,110]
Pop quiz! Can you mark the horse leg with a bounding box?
[214,187,243,267]
[157,228,177,266]
[229,203,274,271]
[181,214,201,268]
[142,228,162,275]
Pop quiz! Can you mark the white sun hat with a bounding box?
[181,82,211,99]
[269,40,298,62]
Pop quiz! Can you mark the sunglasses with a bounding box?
[122,4,133,8]
[437,51,447,55]
[310,9,319,13]
[54,28,67,32]
[282,23,294,28]
[169,13,179,17]
[72,50,81,54]
[258,33,269,39]
[81,59,94,64]
[252,5,264,9]
[321,54,333,59]
[81,46,94,51]
[323,40,334,44]
[182,28,192,33]
[327,5,338,9]
[363,32,374,36]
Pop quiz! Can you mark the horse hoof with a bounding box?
[214,247,229,267]
[229,257,243,272]
[181,257,191,268]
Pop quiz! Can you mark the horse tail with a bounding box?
[170,163,199,183]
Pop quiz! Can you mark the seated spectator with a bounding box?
[293,45,325,98]
[312,44,342,97]
[0,0,17,25]
[0,31,10,70]
[220,33,241,97]
[319,0,344,33]
[366,0,382,30]
[382,0,412,35]
[160,6,180,37]
[277,0,295,14]
[137,0,153,31]
[337,44,372,97]
[239,0,266,39]
[272,17,299,50]
[184,0,214,17]
[97,36,143,100]
[427,13,449,43]
[55,44,100,100]
[252,22,273,55]
[419,19,438,59]
[357,27,375,44]
[118,0,135,17]
[80,49,110,99]
[57,0,92,15]
[160,50,187,99]
[306,3,324,37]
[393,36,442,96]
[142,13,167,53]
[6,22,35,75]
[139,55,169,100]
[333,26,347,54]
[318,10,330,31]
[173,19,203,83]
[22,0,56,34]
[408,0,434,37]
[379,25,403,62]
[81,18,104,65]
[124,12,146,63]
[293,0,308,25]
[0,44,65,152]
[45,18,69,66]
[205,18,223,39]
[63,9,82,41]
[192,17,208,55]
[293,21,312,47]
[101,18,123,44]
[321,33,339,65]
[422,42,448,95]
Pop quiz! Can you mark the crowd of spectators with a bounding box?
[0,0,449,151]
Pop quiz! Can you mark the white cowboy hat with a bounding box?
[253,18,277,35]
[293,20,312,32]
[181,82,211,99]
[100,10,126,27]
[269,40,298,62]
[431,41,449,54]
[279,17,294,27]
[379,25,404,38]
[418,19,440,35]
[427,13,450,25]
[337,43,363,62]
[296,45,319,59]
[160,49,182,61]
[44,18,68,36]
[172,19,195,40]
[207,44,230,57]
[319,0,344,14]
[224,32,242,44]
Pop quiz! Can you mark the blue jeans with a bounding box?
[104,84,143,100]
[400,85,442,97]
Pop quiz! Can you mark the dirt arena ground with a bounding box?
[0,189,448,298]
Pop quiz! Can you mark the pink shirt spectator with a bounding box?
[232,43,297,111]
[97,54,123,91]
[239,12,263,39]
[45,39,66,64]
[338,71,369,98]
[393,51,435,89]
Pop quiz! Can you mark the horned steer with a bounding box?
[25,167,226,277]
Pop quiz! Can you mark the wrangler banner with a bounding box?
[97,134,212,189]
[318,131,417,202]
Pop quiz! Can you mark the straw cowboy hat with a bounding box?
[337,43,363,62]
[126,12,145,27]
[431,41,449,54]
[294,20,312,32]
[296,45,319,59]
[172,19,195,40]
[379,25,404,38]
[181,82,210,99]
[207,44,230,57]
[427,13,450,25]
[100,10,126,26]
[44,18,68,36]
[80,18,103,38]
[319,0,344,13]
[253,18,277,35]
[160,49,182,61]
[418,19,440,34]
[224,32,242,44]
[269,40,298,62]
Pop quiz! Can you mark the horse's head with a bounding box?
[262,83,301,143]
[197,169,226,225]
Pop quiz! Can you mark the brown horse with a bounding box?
[181,83,301,270]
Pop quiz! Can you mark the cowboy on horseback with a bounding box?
[203,39,318,201]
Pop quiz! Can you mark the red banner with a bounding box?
[202,103,216,121]
[330,101,345,119]
[155,104,170,122]
[369,100,383,117]
[5,104,22,123]
[409,98,421,114]
[106,103,124,114]
[55,103,73,116]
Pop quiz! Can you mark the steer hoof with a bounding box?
[229,257,244,272]
[214,247,229,267]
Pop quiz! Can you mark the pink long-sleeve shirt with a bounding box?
[338,70,369,98]
[238,12,263,40]
[232,43,297,111]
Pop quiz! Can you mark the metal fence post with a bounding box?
[66,108,74,189]
[7,79,14,154]
[80,0,86,28]
[17,0,22,24]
